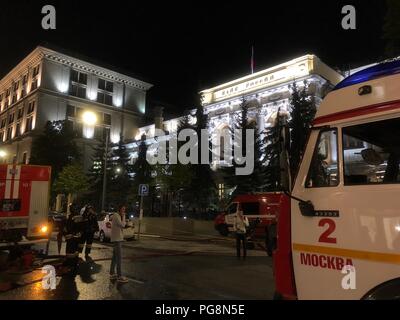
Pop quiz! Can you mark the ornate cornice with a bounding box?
[0,46,153,92]
[40,47,152,91]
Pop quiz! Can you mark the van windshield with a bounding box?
[343,117,400,185]
[241,202,260,215]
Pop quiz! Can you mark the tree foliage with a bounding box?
[288,81,316,180]
[54,164,89,196]
[30,120,80,183]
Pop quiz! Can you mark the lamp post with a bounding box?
[101,129,109,212]
[82,111,108,212]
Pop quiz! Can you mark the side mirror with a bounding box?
[299,201,315,217]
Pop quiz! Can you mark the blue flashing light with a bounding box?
[334,60,400,91]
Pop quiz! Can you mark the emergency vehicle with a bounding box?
[215,193,280,254]
[0,164,51,247]
[274,60,400,300]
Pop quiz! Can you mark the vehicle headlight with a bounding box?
[40,225,49,234]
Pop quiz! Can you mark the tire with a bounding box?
[99,230,106,243]
[217,224,229,237]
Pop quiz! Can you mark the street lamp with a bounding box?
[82,111,97,126]
[0,150,7,164]
[82,111,109,212]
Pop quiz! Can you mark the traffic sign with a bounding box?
[138,184,149,196]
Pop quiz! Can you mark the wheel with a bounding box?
[99,230,106,243]
[217,224,229,236]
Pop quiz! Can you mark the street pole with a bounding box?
[137,195,144,240]
[101,129,109,212]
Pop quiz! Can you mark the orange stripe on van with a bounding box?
[293,243,400,265]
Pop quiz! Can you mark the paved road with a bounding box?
[0,237,275,300]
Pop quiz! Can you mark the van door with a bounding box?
[291,116,400,299]
[225,202,238,231]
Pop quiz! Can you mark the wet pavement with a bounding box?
[0,236,274,300]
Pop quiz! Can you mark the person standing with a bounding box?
[110,205,129,283]
[233,210,249,259]
[79,205,99,258]
[62,203,84,275]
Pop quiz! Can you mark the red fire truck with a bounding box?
[215,193,281,255]
[0,164,51,248]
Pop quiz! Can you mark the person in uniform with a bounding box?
[79,205,99,258]
[62,203,84,275]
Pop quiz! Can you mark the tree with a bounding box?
[262,109,289,191]
[187,104,218,216]
[53,164,89,211]
[30,120,80,183]
[288,81,316,181]
[86,139,112,209]
[383,0,400,58]
[108,137,133,208]
[222,98,265,196]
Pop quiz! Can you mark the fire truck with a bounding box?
[274,60,400,300]
[215,193,280,255]
[0,164,51,248]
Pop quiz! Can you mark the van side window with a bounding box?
[343,117,400,185]
[306,129,339,188]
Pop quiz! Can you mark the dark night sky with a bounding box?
[0,1,388,113]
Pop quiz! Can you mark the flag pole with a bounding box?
[251,45,254,74]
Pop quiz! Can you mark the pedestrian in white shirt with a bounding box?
[233,210,249,259]
[109,205,129,283]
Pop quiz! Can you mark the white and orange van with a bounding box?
[274,60,400,300]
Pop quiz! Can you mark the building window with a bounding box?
[94,126,104,140]
[71,70,88,85]
[98,79,113,92]
[25,117,33,132]
[13,82,19,92]
[0,119,5,129]
[103,113,111,125]
[69,84,86,99]
[17,108,24,120]
[31,79,38,91]
[15,122,21,137]
[66,105,75,118]
[8,113,14,124]
[32,65,40,77]
[0,131,4,142]
[27,101,35,114]
[22,74,28,85]
[97,92,113,106]
[22,152,27,164]
[6,127,12,140]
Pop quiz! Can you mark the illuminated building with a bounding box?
[127,55,343,163]
[0,46,152,169]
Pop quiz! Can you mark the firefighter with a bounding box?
[62,203,83,275]
[79,205,99,258]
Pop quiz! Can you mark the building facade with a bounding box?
[128,55,343,167]
[0,46,152,170]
